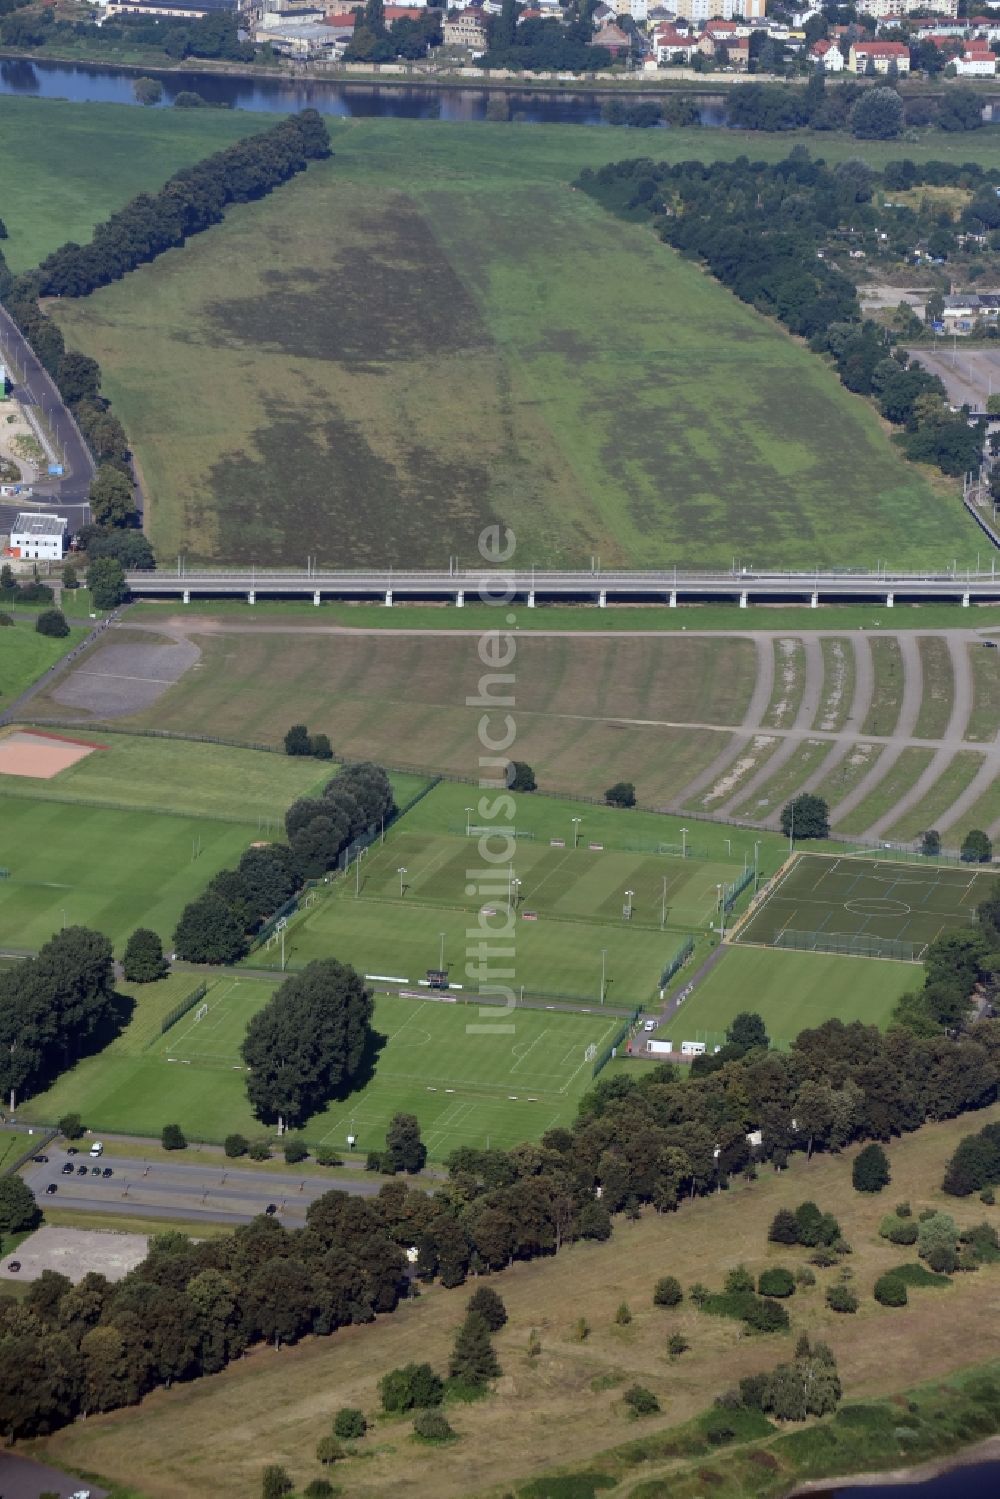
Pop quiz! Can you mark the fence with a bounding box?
[773,929,924,962]
[158,982,208,1039]
[722,867,755,911]
[592,1007,641,1078]
[660,934,694,989]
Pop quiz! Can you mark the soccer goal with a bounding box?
[194,1003,209,1022]
[584,1043,597,1063]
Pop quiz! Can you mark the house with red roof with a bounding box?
[653,23,695,61]
[956,41,997,74]
[848,39,910,73]
[808,37,845,71]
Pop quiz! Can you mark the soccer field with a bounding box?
[0,794,256,951]
[23,977,618,1156]
[674,945,915,1052]
[736,852,998,960]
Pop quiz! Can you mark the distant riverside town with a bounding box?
[76,0,1000,77]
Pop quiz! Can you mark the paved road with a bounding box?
[24,1147,382,1226]
[0,303,94,524]
[0,1451,103,1499]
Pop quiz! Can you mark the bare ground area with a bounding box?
[0,1224,149,1284]
[49,635,201,718]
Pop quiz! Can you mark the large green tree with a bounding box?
[241,960,373,1130]
[86,557,128,610]
[780,793,829,841]
[172,893,247,965]
[122,928,167,983]
[88,466,136,529]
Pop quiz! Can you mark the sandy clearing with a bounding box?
[0,729,96,779]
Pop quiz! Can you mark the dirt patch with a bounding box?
[0,1224,148,1283]
[50,639,200,717]
[0,729,98,778]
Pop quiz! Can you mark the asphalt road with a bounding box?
[0,301,94,524]
[24,1147,382,1226]
[0,1452,103,1499]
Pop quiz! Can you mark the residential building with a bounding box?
[254,18,344,54]
[727,35,751,67]
[6,513,67,562]
[443,5,488,45]
[808,37,844,70]
[673,0,763,21]
[591,0,615,24]
[848,39,910,72]
[956,42,997,74]
[593,20,631,54]
[941,292,1000,332]
[102,0,231,18]
[653,22,695,60]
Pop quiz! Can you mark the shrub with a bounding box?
[573,1316,590,1342]
[161,1123,186,1151]
[58,1112,84,1140]
[379,1362,444,1413]
[467,1286,507,1331]
[413,1410,454,1441]
[879,1215,918,1246]
[874,1273,908,1307]
[896,1201,912,1218]
[826,1283,859,1314]
[333,1407,367,1440]
[615,1301,632,1325]
[758,1268,795,1299]
[927,1243,958,1274]
[981,1186,996,1205]
[667,1333,689,1358]
[795,1267,816,1288]
[283,1138,308,1164]
[224,1133,248,1158]
[315,1435,344,1465]
[743,1297,790,1333]
[724,1265,754,1296]
[304,1483,335,1499]
[315,1147,343,1167]
[0,611,12,626]
[653,1276,683,1307]
[768,1208,799,1244]
[623,1384,660,1416]
[262,1466,293,1499]
[918,1212,959,1265]
[35,608,69,638]
[605,781,637,809]
[810,1247,838,1268]
[853,1143,891,1194]
[689,1282,710,1307]
[248,1140,272,1161]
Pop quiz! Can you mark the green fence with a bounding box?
[773,929,924,962]
[158,982,208,1039]
[722,867,755,911]
[659,934,694,989]
[592,1007,641,1078]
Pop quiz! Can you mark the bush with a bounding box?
[35,608,69,638]
[810,1247,838,1268]
[261,1466,293,1499]
[315,1434,344,1465]
[467,1286,507,1331]
[303,1483,335,1499]
[413,1410,454,1441]
[826,1283,859,1314]
[758,1267,795,1298]
[58,1112,84,1140]
[896,1201,912,1218]
[315,1147,343,1167]
[768,1208,799,1244]
[0,612,12,626]
[667,1332,689,1358]
[927,1243,958,1274]
[880,1215,918,1246]
[724,1265,755,1296]
[333,1407,367,1440]
[795,1267,816,1288]
[615,1301,632,1325]
[653,1276,683,1307]
[874,1273,908,1307]
[623,1384,660,1416]
[605,781,636,809]
[981,1186,996,1205]
[248,1140,272,1161]
[379,1362,444,1413]
[161,1123,186,1151]
[283,1138,308,1164]
[742,1297,790,1333]
[224,1133,248,1158]
[853,1143,891,1194]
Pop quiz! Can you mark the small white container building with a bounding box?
[8,512,67,562]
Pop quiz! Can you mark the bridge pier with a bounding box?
[182,589,190,605]
[248,590,255,606]
[598,589,606,608]
[313,590,321,607]
[384,590,393,607]
[527,591,535,608]
[885,592,894,608]
[669,590,677,608]
[962,592,970,608]
[456,590,464,608]
[739,590,748,608]
[810,591,818,609]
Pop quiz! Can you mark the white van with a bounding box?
[643,1019,657,1033]
[89,1141,103,1158]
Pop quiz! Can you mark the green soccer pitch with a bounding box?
[736,852,998,959]
[22,977,620,1156]
[252,827,745,1006]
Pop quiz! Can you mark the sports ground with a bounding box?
[21,975,617,1156]
[736,852,998,960]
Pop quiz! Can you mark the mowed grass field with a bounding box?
[738,852,999,956]
[34,1104,1000,1499]
[20,976,617,1155]
[115,628,763,808]
[51,118,971,569]
[0,793,255,951]
[676,945,914,1050]
[0,619,86,710]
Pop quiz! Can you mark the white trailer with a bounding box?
[646,1039,672,1055]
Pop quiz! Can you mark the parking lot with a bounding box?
[0,1224,148,1284]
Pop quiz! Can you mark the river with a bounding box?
[806,1458,1000,1496]
[0,53,731,122]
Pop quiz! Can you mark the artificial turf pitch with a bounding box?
[736,852,998,959]
[23,977,618,1157]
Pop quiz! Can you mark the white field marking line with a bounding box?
[166,978,246,1057]
[384,1000,431,1042]
[558,1021,618,1094]
[73,670,185,685]
[519,847,578,906]
[378,1065,570,1090]
[509,1030,549,1075]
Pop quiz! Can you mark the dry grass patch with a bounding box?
[862,637,905,738]
[35,1107,1000,1499]
[914,635,955,741]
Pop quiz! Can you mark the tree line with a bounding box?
[578,150,985,479]
[892,891,1000,1037]
[172,762,397,964]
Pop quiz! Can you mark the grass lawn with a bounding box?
[886,750,987,841]
[0,619,85,710]
[862,635,905,738]
[50,119,971,570]
[0,95,258,271]
[835,747,936,837]
[20,977,618,1156]
[966,640,1000,742]
[914,635,955,740]
[32,1100,1000,1499]
[677,945,913,1050]
[0,794,256,951]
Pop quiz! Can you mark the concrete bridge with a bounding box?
[127,564,1000,609]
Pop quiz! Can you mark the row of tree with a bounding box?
[726,74,984,139]
[891,892,1000,1037]
[578,151,984,479]
[171,762,396,964]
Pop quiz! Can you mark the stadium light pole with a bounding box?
[600,948,607,1004]
[398,866,407,898]
[465,806,474,836]
[355,846,367,897]
[661,876,667,930]
[754,841,761,891]
[680,827,688,859]
[572,816,581,848]
[625,888,634,921]
[439,932,446,971]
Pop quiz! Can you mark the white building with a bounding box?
[956,44,997,75]
[673,0,763,20]
[8,512,67,562]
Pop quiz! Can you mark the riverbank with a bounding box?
[791,1437,1000,1494]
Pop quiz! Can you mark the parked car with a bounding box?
[265,1203,278,1216]
[91,1166,102,1176]
[61,1162,74,1174]
[66,1146,78,1155]
[983,640,998,649]
[77,1164,88,1175]
[7,1261,20,1273]
[89,1141,104,1157]
[102,1167,113,1178]
[70,1490,91,1499]
[32,1154,48,1163]
[45,1183,57,1194]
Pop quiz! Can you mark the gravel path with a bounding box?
[831,633,924,828]
[667,635,775,813]
[716,635,824,818]
[794,634,875,806]
[864,634,975,840]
